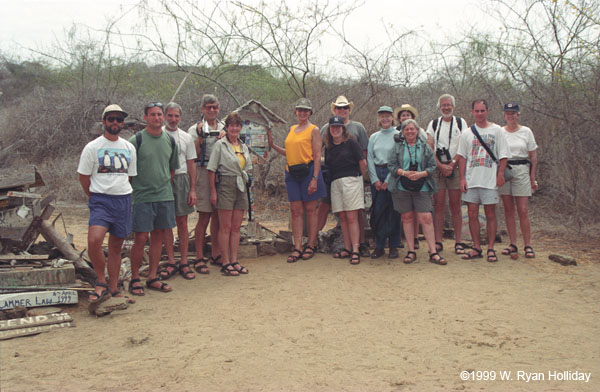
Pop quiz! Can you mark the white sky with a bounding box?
[1,0,494,60]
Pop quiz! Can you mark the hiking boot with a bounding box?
[371,248,385,259]
[388,247,399,258]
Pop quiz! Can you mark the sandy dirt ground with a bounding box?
[0,204,599,392]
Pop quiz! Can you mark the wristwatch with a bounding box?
[312,175,318,181]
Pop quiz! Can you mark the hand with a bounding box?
[307,178,317,195]
[188,190,197,206]
[531,177,539,191]
[439,162,453,177]
[460,178,467,193]
[210,192,217,208]
[374,180,383,191]
[406,171,422,181]
[267,128,274,147]
[497,173,506,187]
[217,130,226,139]
[381,182,388,191]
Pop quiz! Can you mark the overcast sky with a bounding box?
[1,0,493,60]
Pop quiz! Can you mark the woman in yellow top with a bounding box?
[207,112,253,276]
[268,98,326,262]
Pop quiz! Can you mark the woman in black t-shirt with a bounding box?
[324,116,367,264]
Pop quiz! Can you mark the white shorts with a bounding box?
[330,176,364,213]
[499,164,532,197]
[462,187,499,205]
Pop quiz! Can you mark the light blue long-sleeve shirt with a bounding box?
[367,127,399,184]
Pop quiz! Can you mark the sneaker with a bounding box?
[371,248,385,259]
[359,242,371,258]
[389,247,399,258]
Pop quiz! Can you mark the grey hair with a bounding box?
[437,94,456,109]
[201,94,219,107]
[165,102,182,115]
[401,119,420,132]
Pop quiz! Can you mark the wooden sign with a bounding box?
[0,321,75,340]
[0,313,73,331]
[0,290,78,310]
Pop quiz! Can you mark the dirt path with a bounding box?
[0,205,598,391]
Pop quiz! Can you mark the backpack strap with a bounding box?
[455,116,463,131]
[135,131,175,150]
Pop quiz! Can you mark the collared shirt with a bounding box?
[207,137,253,192]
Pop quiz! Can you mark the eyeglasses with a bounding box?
[106,116,124,123]
[204,105,219,111]
[336,106,350,110]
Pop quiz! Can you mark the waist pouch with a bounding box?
[288,161,313,180]
[400,163,426,192]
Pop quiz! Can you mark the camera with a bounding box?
[394,133,404,143]
[436,147,452,164]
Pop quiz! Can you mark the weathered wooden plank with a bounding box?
[0,254,50,261]
[0,321,75,340]
[0,313,73,331]
[0,290,78,310]
[0,164,37,190]
[0,264,76,289]
[6,191,42,199]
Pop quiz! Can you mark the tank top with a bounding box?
[285,124,315,168]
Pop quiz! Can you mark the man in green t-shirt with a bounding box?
[128,102,180,295]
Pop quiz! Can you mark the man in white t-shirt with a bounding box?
[426,94,469,255]
[456,99,509,262]
[187,94,225,269]
[159,102,198,280]
[77,104,137,306]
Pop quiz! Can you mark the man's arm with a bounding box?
[79,174,91,198]
[186,159,197,206]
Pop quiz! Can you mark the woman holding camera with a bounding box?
[388,119,445,265]
[268,98,326,263]
[367,106,403,259]
[499,102,538,259]
[324,116,367,265]
[207,112,253,276]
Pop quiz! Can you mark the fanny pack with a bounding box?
[400,162,426,192]
[288,161,313,180]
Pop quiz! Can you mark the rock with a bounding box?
[258,242,277,256]
[92,297,130,317]
[273,239,293,254]
[548,254,577,266]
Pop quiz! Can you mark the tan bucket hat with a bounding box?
[393,104,418,120]
[330,95,355,114]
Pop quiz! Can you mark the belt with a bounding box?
[508,159,530,165]
[375,164,387,168]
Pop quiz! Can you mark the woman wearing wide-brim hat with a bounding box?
[268,98,326,263]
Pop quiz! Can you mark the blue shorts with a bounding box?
[285,166,327,202]
[88,193,132,239]
[132,200,176,232]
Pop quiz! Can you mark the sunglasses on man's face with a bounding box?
[336,106,350,110]
[106,116,124,123]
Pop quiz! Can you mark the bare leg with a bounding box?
[217,209,233,265]
[210,210,220,259]
[304,199,319,247]
[448,189,463,244]
[164,229,176,265]
[87,225,109,297]
[418,212,436,253]
[401,212,416,252]
[229,209,245,264]
[432,189,447,243]
[317,201,331,232]
[289,201,304,250]
[148,229,167,282]
[466,202,481,250]
[194,212,211,259]
[346,210,360,253]
[338,211,352,251]
[358,209,366,243]
[130,231,149,281]
[483,203,497,250]
[515,196,532,246]
[501,195,518,245]
[106,234,125,293]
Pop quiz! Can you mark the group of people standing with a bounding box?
[269,94,538,266]
[79,95,254,305]
[79,92,539,305]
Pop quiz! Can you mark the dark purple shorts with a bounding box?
[88,193,132,238]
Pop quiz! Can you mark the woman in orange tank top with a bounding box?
[268,98,326,262]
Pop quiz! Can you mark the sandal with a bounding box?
[88,282,110,303]
[287,248,302,263]
[404,251,417,264]
[128,278,145,296]
[231,261,249,274]
[524,246,536,258]
[414,238,420,250]
[349,252,360,265]
[334,248,351,259]
[502,243,518,260]
[193,258,210,274]
[435,241,443,252]
[178,263,196,280]
[221,263,239,276]
[209,255,223,266]
[301,245,316,260]
[429,252,447,265]
[454,242,467,255]
[462,248,483,260]
[146,277,173,292]
[486,249,498,263]
[158,263,178,280]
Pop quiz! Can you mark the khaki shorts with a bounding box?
[499,164,532,197]
[217,175,248,211]
[195,166,215,213]
[172,173,195,216]
[391,191,433,214]
[433,165,461,190]
[330,176,364,213]
[462,187,499,205]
